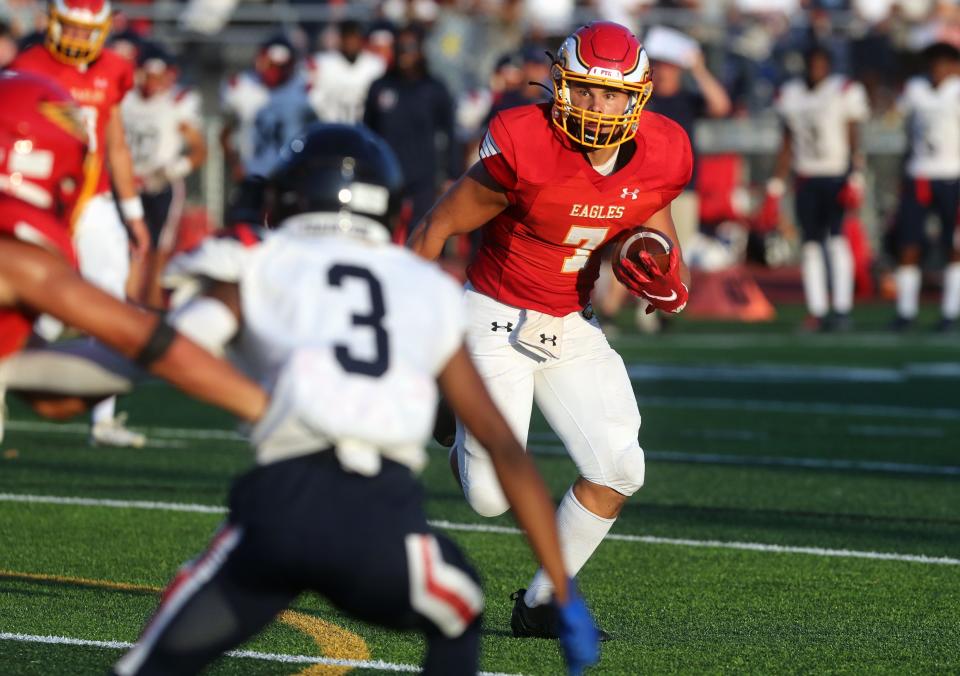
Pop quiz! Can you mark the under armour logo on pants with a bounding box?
[539,334,558,345]
[491,321,514,332]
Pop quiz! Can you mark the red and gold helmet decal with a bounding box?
[551,21,653,149]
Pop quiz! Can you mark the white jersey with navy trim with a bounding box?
[307,51,386,124]
[898,75,960,179]
[122,86,203,184]
[775,74,870,177]
[165,218,466,473]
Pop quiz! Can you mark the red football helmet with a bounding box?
[46,0,113,67]
[551,22,653,149]
[0,72,92,228]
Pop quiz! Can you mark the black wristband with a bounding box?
[134,317,178,369]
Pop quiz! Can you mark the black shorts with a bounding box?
[894,177,960,251]
[793,175,846,241]
[114,451,483,676]
[227,451,481,631]
[142,180,184,250]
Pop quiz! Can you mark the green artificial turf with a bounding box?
[1,303,957,674]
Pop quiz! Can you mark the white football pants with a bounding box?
[454,287,644,518]
[74,192,131,298]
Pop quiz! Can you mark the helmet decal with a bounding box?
[551,21,653,149]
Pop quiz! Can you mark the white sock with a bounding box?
[801,241,829,318]
[524,487,616,607]
[942,262,960,320]
[895,265,921,319]
[92,396,116,426]
[827,236,855,314]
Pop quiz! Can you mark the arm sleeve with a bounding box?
[479,112,519,191]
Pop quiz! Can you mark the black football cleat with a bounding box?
[888,315,915,332]
[935,318,957,333]
[827,312,854,333]
[510,588,612,641]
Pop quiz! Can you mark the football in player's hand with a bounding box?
[611,226,673,276]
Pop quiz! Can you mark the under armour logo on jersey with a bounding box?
[491,321,514,332]
[620,187,639,200]
[539,334,558,346]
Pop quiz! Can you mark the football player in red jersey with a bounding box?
[409,21,692,638]
[11,0,154,446]
[0,72,267,438]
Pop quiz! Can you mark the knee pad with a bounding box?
[608,444,646,496]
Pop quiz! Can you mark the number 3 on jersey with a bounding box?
[328,264,390,377]
[561,225,609,273]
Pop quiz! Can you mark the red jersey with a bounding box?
[471,103,692,316]
[11,46,134,196]
[0,199,77,358]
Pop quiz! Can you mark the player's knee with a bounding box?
[606,444,645,496]
[464,483,510,518]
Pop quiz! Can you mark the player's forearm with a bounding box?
[407,211,449,261]
[5,242,266,422]
[107,141,139,200]
[148,335,266,422]
[182,123,208,171]
[773,130,793,182]
[691,66,731,118]
[848,122,864,171]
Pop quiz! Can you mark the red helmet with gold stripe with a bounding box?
[551,21,653,149]
[46,0,112,67]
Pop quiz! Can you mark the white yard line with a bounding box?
[1,493,956,567]
[0,632,519,675]
[612,333,960,350]
[524,443,960,476]
[627,364,905,383]
[637,396,960,421]
[431,521,960,566]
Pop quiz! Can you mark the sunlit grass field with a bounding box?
[1,303,958,674]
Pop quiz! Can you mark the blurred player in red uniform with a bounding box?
[11,0,152,446]
[409,21,692,638]
[0,72,266,440]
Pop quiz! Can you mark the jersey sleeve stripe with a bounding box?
[479,132,501,159]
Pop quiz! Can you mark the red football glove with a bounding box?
[614,247,689,314]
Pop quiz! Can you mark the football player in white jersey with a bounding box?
[220,34,317,182]
[769,46,870,331]
[122,42,206,308]
[891,42,960,331]
[307,20,386,124]
[112,125,600,676]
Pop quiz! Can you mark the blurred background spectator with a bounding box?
[364,24,457,238]
[10,0,959,330]
[308,20,387,124]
